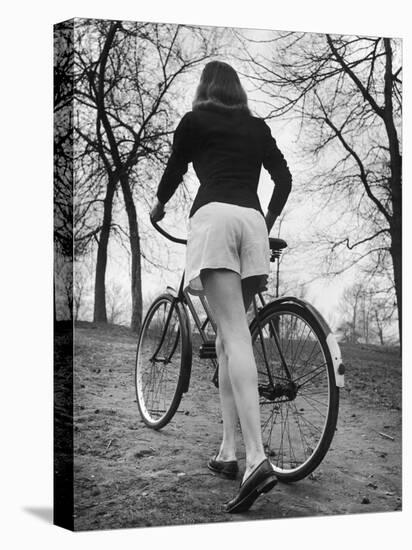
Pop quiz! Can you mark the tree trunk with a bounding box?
[93,177,116,323]
[374,309,384,345]
[389,179,402,348]
[364,295,370,344]
[66,289,73,322]
[390,225,402,348]
[131,233,143,334]
[119,173,143,334]
[54,279,57,324]
[383,38,402,348]
[351,294,359,344]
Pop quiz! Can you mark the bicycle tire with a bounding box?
[250,301,339,482]
[135,293,192,429]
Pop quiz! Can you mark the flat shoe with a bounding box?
[207,454,239,480]
[225,458,278,513]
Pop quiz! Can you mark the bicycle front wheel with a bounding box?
[251,302,339,482]
[135,293,192,429]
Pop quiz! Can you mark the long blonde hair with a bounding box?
[192,61,250,114]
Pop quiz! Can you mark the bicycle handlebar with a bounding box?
[150,215,288,254]
[150,216,187,245]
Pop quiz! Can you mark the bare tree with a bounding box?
[236,31,402,343]
[54,252,74,321]
[73,258,94,321]
[338,281,396,344]
[106,281,128,325]
[74,19,220,332]
[54,21,75,322]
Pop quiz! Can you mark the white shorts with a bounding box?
[184,202,270,296]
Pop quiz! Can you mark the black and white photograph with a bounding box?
[53,15,402,531]
[2,1,409,548]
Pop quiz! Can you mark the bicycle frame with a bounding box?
[164,271,219,386]
[158,269,280,390]
[149,218,344,391]
[150,249,285,392]
[138,219,343,477]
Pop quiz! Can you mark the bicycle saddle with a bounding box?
[269,237,287,251]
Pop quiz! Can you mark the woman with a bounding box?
[150,61,292,513]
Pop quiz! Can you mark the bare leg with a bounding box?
[214,282,255,461]
[201,269,266,482]
[215,329,238,462]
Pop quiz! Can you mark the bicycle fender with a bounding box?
[326,332,345,388]
[262,296,345,388]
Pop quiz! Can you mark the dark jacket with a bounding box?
[156,105,292,218]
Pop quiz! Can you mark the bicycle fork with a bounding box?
[149,297,179,364]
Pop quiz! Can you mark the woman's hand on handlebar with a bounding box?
[150,198,165,223]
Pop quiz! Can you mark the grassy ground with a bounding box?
[65,322,402,531]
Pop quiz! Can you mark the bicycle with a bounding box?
[135,217,345,482]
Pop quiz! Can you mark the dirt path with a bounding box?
[71,323,401,530]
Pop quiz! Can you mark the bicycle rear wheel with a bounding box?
[135,293,192,429]
[251,302,339,482]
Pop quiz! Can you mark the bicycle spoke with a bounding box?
[298,390,330,397]
[261,406,277,431]
[297,393,327,420]
[290,322,310,373]
[286,404,298,468]
[277,405,288,469]
[136,296,186,427]
[252,305,338,479]
[297,368,328,391]
[152,363,167,411]
[295,342,323,380]
[281,314,296,360]
[290,401,310,460]
[293,409,323,435]
[293,362,327,384]
[297,392,329,409]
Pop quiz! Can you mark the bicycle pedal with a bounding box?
[199,341,216,359]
